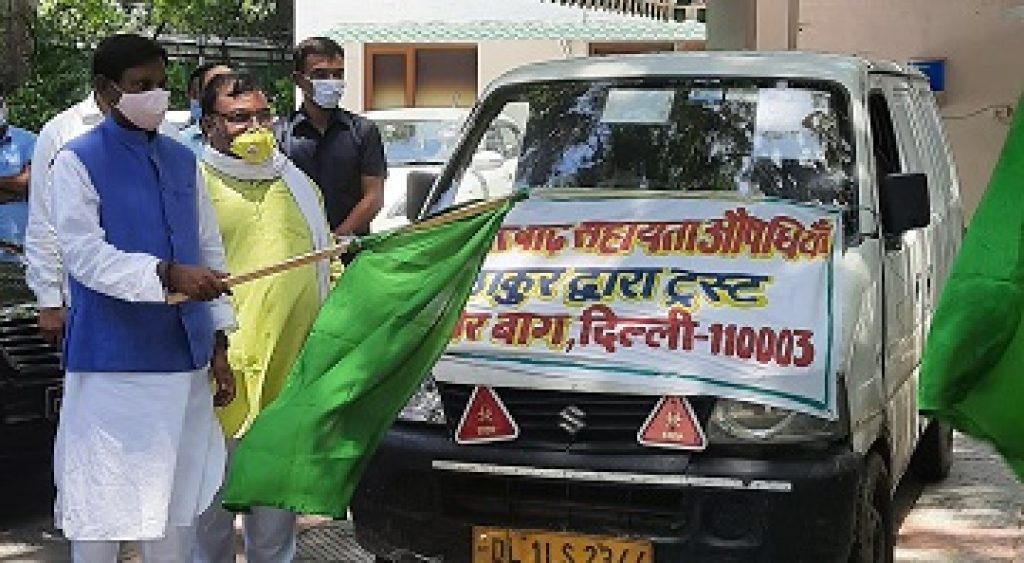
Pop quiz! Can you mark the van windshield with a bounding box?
[437,78,855,211]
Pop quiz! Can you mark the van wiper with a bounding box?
[395,159,446,166]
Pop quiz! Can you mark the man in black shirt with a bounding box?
[275,37,386,236]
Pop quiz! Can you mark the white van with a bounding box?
[352,52,963,562]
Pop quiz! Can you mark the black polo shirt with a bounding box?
[275,108,387,233]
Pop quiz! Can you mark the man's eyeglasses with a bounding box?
[213,111,275,127]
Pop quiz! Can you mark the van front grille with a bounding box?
[439,384,713,453]
[437,471,696,537]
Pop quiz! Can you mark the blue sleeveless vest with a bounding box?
[63,118,215,372]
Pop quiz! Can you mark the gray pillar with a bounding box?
[706,0,800,51]
[706,0,756,50]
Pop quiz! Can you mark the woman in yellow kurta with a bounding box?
[193,72,334,563]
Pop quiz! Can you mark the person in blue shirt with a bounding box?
[180,62,231,154]
[0,90,35,262]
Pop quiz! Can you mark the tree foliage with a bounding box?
[3,0,292,132]
[150,0,289,41]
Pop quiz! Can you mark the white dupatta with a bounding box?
[200,147,333,299]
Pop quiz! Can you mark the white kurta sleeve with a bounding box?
[24,124,66,308]
[49,150,166,303]
[195,167,237,332]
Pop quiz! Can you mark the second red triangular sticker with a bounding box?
[637,396,707,451]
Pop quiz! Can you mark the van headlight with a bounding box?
[397,376,446,425]
[708,399,842,444]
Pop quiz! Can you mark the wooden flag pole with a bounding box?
[165,239,354,305]
[402,196,508,232]
[164,197,512,305]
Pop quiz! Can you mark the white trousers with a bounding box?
[72,525,195,562]
[194,440,297,563]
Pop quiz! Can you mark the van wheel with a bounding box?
[911,420,953,483]
[849,452,893,563]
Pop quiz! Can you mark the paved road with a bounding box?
[2,433,1021,561]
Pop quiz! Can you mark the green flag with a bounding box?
[221,197,518,516]
[920,93,1024,479]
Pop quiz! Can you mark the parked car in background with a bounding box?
[0,202,63,470]
[368,107,522,232]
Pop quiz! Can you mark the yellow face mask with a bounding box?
[230,127,275,165]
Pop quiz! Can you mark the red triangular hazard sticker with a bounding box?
[455,386,519,445]
[637,396,707,451]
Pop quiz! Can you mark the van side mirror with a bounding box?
[406,171,438,222]
[879,172,930,237]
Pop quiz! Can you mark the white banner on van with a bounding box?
[436,197,842,419]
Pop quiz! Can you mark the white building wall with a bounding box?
[799,0,1024,218]
[478,40,588,95]
[296,0,657,30]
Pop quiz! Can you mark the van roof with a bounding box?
[485,51,928,96]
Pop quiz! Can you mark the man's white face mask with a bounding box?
[114,86,170,131]
[309,79,344,109]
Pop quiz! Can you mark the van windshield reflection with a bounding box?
[442,79,856,212]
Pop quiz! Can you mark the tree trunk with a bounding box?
[0,0,38,91]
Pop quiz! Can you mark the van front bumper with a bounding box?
[351,423,863,562]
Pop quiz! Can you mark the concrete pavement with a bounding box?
[894,434,1024,561]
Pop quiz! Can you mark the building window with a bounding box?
[673,0,707,23]
[365,45,478,110]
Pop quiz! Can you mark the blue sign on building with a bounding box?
[908,58,946,93]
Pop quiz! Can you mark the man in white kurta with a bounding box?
[45,34,236,563]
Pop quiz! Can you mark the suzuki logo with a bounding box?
[558,405,587,436]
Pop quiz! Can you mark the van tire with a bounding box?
[849,452,893,563]
[912,420,953,483]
